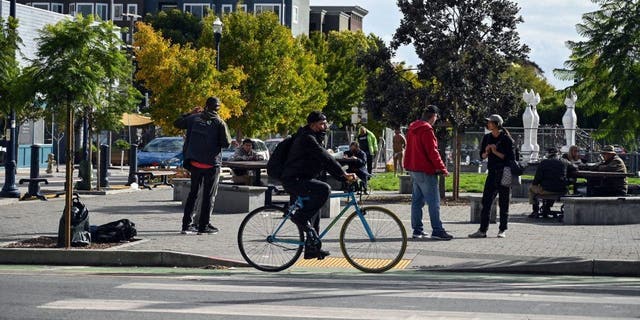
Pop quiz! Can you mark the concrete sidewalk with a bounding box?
[0,168,639,276]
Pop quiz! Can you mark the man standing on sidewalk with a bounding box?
[392,128,406,175]
[404,105,453,240]
[174,97,231,235]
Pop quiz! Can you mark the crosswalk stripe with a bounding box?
[39,299,635,320]
[117,282,640,306]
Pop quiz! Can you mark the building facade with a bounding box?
[309,5,367,33]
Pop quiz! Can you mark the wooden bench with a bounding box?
[134,170,175,190]
[562,197,640,225]
[468,195,496,223]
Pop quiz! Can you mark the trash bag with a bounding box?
[57,194,91,247]
[92,219,137,243]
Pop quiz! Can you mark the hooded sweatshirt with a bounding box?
[403,119,448,175]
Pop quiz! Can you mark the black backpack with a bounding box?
[93,219,137,243]
[57,195,91,247]
[266,134,295,180]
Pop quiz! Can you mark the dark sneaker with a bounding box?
[205,224,219,233]
[412,231,429,239]
[468,230,487,238]
[303,237,330,260]
[197,226,219,235]
[180,225,197,234]
[430,230,453,241]
[528,212,539,218]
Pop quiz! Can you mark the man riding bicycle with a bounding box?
[281,111,356,260]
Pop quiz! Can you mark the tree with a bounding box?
[303,31,372,127]
[142,9,203,47]
[555,0,640,146]
[134,21,246,135]
[359,35,426,129]
[393,0,530,198]
[29,16,141,247]
[218,11,327,137]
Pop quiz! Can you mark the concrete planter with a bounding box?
[399,175,412,194]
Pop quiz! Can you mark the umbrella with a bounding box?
[120,113,153,126]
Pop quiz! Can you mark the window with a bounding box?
[222,4,232,16]
[292,6,298,24]
[96,3,108,20]
[76,3,93,17]
[237,4,247,12]
[114,4,123,20]
[254,4,281,21]
[69,3,75,15]
[51,3,63,13]
[184,3,209,19]
[127,4,138,16]
[161,4,177,11]
[32,3,49,10]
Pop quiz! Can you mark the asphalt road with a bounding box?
[1,266,639,319]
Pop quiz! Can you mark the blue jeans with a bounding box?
[409,171,444,235]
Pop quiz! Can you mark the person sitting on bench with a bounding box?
[528,147,576,218]
[231,138,264,185]
[343,141,371,193]
[584,145,628,196]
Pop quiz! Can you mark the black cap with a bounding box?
[307,111,327,124]
[205,97,221,111]
[425,105,439,114]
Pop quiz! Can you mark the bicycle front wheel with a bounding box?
[238,205,303,272]
[340,206,407,273]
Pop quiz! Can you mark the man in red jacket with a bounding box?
[404,105,453,240]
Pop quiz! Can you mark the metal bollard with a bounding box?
[127,144,138,185]
[22,144,48,200]
[99,144,109,188]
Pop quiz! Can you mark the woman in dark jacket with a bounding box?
[469,114,514,239]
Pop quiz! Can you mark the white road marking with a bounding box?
[117,282,640,305]
[39,299,636,320]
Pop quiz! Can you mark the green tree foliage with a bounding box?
[393,0,530,129]
[554,0,640,146]
[143,9,203,46]
[359,35,426,129]
[29,16,140,128]
[0,17,42,125]
[134,22,246,135]
[218,11,327,137]
[303,31,372,127]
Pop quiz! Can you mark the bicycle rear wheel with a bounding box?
[238,205,303,272]
[340,206,407,273]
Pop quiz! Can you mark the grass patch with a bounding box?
[371,172,503,193]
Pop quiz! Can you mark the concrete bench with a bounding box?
[399,175,412,194]
[213,184,268,214]
[562,197,640,225]
[468,195,497,223]
[319,191,342,218]
[511,178,533,198]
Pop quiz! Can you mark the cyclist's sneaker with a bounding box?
[412,231,429,239]
[197,225,219,235]
[430,230,453,241]
[180,225,197,234]
[468,230,487,238]
[303,237,329,260]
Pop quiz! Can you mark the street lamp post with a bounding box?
[0,0,21,198]
[213,17,223,70]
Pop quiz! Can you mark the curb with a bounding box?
[0,248,249,268]
[420,259,640,277]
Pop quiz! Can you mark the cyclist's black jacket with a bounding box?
[281,125,346,181]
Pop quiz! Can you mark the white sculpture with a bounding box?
[531,91,541,160]
[521,89,534,161]
[562,91,578,152]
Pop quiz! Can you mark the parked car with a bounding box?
[332,145,350,159]
[265,138,284,154]
[136,136,183,168]
[221,138,270,161]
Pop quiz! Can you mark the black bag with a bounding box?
[57,195,91,247]
[93,219,137,243]
[509,159,524,176]
[266,134,295,180]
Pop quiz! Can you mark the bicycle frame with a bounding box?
[270,191,375,245]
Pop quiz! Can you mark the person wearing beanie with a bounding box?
[174,97,231,235]
[281,111,356,260]
[528,147,576,218]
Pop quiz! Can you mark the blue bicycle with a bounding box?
[237,183,407,273]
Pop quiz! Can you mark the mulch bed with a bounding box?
[3,236,134,249]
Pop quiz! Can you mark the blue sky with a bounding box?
[311,0,599,89]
